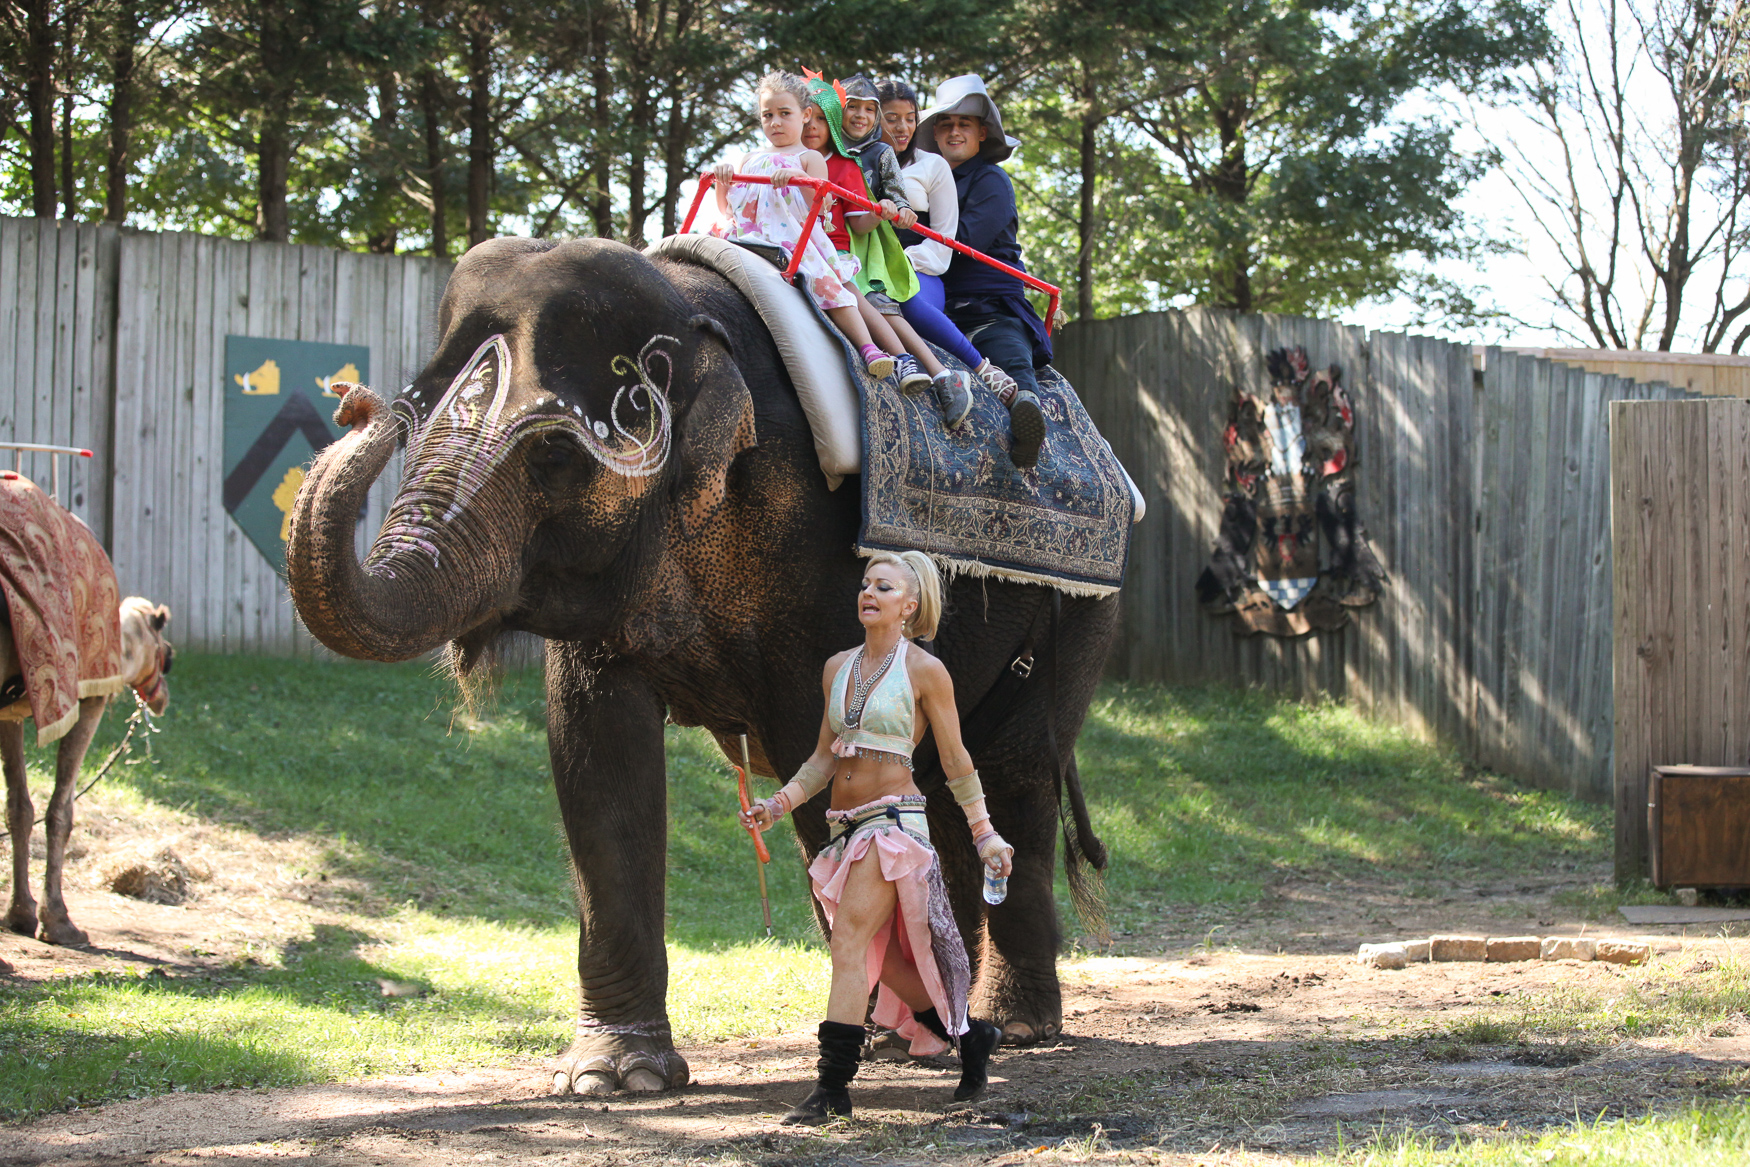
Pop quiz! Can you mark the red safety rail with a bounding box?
[680,171,1061,333]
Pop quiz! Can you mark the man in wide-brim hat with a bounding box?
[915,75,1052,469]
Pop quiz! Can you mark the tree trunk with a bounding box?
[257,120,292,241]
[60,66,74,219]
[661,92,689,236]
[1076,73,1099,322]
[466,26,492,249]
[627,86,651,242]
[104,0,139,223]
[24,0,57,218]
[420,68,450,259]
[1209,107,1252,313]
[589,51,614,239]
[366,73,399,254]
[255,0,292,242]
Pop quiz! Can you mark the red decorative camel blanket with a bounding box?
[0,474,124,745]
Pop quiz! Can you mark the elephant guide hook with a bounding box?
[736,733,774,938]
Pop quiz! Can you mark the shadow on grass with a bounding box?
[25,659,1612,952]
[0,923,562,1121]
[1071,683,1607,921]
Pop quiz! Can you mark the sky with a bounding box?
[1347,0,1745,355]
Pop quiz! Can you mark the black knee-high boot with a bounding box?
[782,1021,864,1125]
[913,1009,1002,1102]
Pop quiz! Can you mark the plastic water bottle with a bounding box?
[982,866,1008,905]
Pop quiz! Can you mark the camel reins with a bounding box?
[30,687,162,826]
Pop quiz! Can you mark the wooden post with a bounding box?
[1611,398,1750,881]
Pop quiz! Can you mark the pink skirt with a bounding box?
[808,796,972,1056]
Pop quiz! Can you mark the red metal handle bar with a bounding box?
[681,171,1061,333]
[0,442,92,457]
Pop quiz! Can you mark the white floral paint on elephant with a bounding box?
[376,333,679,571]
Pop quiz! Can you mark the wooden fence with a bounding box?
[1610,399,1750,879]
[0,215,451,655]
[0,215,1702,808]
[1058,310,1694,804]
[1508,348,1750,399]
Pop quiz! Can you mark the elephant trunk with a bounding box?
[286,387,524,662]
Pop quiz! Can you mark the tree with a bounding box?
[1006,0,1544,324]
[998,0,1187,321]
[1493,0,1750,351]
[0,0,64,216]
[180,0,380,241]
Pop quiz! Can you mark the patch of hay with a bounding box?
[106,848,197,905]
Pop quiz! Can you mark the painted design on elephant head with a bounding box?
[409,332,678,498]
[575,334,677,478]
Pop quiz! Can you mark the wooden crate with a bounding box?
[1649,766,1750,888]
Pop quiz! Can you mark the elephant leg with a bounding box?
[970,764,1063,1046]
[38,696,102,946]
[546,646,687,1096]
[2,719,35,936]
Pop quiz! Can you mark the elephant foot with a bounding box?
[997,1018,1060,1047]
[38,914,88,948]
[550,1025,689,1096]
[7,900,39,937]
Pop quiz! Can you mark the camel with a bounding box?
[1,597,172,946]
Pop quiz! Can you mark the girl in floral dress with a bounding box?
[711,71,897,378]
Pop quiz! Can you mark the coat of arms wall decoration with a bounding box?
[1195,347,1386,637]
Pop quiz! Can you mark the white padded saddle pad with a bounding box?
[647,234,861,487]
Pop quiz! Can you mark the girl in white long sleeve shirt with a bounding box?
[879,82,991,375]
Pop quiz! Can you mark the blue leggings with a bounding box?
[899,273,984,369]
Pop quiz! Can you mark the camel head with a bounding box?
[118,597,172,715]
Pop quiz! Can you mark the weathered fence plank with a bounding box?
[0,217,451,655]
[1061,312,1695,805]
[0,214,1718,821]
[1610,399,1750,877]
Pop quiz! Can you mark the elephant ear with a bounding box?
[673,316,757,535]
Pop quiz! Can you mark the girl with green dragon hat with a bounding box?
[802,70,974,426]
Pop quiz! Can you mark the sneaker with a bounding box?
[895,353,932,393]
[934,370,973,429]
[1008,389,1046,469]
[860,343,895,380]
[976,359,1018,406]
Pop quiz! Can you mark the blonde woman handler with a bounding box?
[743,550,1013,1124]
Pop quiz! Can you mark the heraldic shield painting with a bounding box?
[223,336,369,575]
[1195,346,1386,637]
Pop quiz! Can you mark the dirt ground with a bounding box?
[2,792,1747,1166]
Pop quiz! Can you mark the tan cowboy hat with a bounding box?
[916,75,1020,164]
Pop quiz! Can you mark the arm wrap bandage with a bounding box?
[770,759,832,817]
[949,770,1002,844]
[945,769,985,807]
[977,831,1012,862]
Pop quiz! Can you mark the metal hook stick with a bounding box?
[739,733,774,938]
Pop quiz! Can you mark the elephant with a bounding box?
[285,236,1118,1095]
[4,596,173,945]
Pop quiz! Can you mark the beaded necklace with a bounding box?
[843,639,901,729]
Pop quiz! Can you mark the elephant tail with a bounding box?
[1058,753,1110,945]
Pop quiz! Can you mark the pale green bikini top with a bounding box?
[827,639,916,767]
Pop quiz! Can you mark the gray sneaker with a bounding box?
[894,353,932,393]
[1008,389,1046,469]
[933,370,973,429]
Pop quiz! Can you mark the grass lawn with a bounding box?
[1326,1103,1750,1165]
[0,654,1635,1129]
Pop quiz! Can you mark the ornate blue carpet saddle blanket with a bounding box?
[650,234,1139,598]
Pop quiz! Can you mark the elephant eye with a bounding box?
[529,434,579,483]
